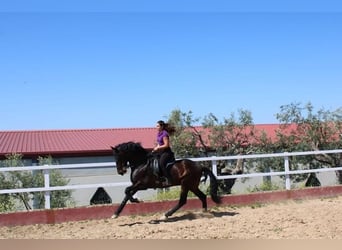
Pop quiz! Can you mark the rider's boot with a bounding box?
[160,167,171,186]
[160,176,170,186]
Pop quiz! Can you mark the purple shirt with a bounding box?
[157,130,169,146]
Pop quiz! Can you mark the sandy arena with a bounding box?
[1,195,341,239]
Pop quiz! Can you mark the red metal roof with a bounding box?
[0,128,156,158]
[0,124,282,158]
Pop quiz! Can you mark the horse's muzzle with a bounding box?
[117,167,128,175]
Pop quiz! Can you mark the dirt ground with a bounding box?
[1,195,342,239]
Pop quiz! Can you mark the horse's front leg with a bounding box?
[127,188,139,203]
[127,180,146,203]
[112,194,129,218]
[112,186,137,218]
[122,185,141,203]
[112,179,148,218]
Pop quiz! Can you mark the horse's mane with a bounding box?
[115,141,147,154]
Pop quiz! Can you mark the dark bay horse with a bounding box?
[111,141,221,219]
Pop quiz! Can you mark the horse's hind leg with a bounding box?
[162,187,189,219]
[192,188,207,212]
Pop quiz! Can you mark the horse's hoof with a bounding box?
[111,214,119,219]
[159,215,168,221]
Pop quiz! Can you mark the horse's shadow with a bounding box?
[148,210,239,224]
[119,221,144,227]
[118,210,238,227]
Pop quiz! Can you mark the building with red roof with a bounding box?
[0,124,315,206]
[0,124,281,164]
[0,128,154,160]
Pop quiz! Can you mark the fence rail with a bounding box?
[1,149,342,209]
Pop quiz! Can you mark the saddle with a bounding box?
[151,157,174,178]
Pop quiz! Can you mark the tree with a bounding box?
[202,109,265,193]
[0,171,15,212]
[203,109,256,155]
[166,109,255,194]
[165,104,342,192]
[0,154,74,212]
[167,109,206,158]
[33,156,74,209]
[276,102,342,183]
[1,153,33,210]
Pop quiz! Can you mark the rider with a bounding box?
[152,120,176,185]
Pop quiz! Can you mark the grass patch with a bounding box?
[151,184,210,201]
[247,180,282,193]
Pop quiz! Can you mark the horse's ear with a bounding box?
[111,146,117,152]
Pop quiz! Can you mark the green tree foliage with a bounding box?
[0,172,15,212]
[276,102,342,183]
[33,156,74,209]
[167,109,205,158]
[166,108,261,194]
[1,153,32,210]
[0,154,74,212]
[166,103,342,193]
[167,108,260,158]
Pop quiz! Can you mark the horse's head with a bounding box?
[111,146,129,175]
[111,141,148,176]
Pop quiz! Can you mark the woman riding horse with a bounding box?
[111,141,221,219]
[152,120,176,185]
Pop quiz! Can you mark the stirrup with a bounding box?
[160,177,170,186]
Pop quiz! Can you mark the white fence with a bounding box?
[1,149,342,209]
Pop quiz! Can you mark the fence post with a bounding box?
[284,152,291,190]
[212,156,218,176]
[43,166,51,209]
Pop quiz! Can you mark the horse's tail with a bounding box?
[202,167,222,204]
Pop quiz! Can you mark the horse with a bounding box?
[111,141,221,219]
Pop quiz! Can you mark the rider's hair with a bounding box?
[157,120,176,135]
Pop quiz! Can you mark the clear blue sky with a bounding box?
[1,1,342,130]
